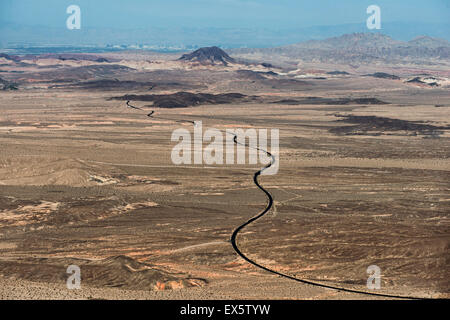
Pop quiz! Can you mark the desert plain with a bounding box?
[0,45,449,299]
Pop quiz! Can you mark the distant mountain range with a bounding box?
[286,34,450,50]
[1,21,449,51]
[232,33,450,64]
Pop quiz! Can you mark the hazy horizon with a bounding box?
[1,0,449,50]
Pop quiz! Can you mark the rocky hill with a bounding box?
[232,33,450,64]
[179,46,235,65]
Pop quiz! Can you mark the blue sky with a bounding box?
[1,0,449,29]
[0,0,448,48]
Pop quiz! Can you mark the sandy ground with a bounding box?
[0,56,449,299]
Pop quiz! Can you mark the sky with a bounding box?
[0,0,449,49]
[1,0,449,29]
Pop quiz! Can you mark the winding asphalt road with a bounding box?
[125,100,425,300]
[127,101,195,125]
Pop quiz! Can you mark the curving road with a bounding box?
[125,100,426,300]
[127,101,195,125]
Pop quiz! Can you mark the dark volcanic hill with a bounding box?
[366,72,400,80]
[112,91,252,108]
[179,46,235,65]
[330,115,449,136]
